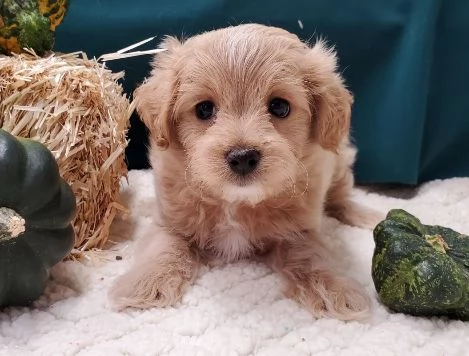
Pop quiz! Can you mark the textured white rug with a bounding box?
[1,170,469,356]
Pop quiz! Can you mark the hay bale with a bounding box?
[0,51,133,255]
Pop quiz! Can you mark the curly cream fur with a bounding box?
[109,24,383,320]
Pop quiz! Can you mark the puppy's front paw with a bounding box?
[109,260,192,311]
[287,272,371,321]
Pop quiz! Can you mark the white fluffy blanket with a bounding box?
[1,170,469,356]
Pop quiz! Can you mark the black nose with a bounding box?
[226,148,261,176]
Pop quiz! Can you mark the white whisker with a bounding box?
[265,155,309,208]
[184,163,207,201]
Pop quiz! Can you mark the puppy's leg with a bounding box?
[326,169,384,229]
[109,224,196,310]
[263,234,371,320]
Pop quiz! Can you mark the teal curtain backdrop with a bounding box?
[54,0,469,185]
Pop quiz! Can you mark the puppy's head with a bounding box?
[135,24,352,204]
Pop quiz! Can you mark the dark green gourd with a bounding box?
[0,129,76,307]
[372,209,469,320]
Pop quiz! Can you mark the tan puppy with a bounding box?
[110,24,383,320]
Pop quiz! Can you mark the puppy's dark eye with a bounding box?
[268,98,290,118]
[195,100,215,120]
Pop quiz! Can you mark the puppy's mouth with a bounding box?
[219,146,266,204]
[190,136,301,205]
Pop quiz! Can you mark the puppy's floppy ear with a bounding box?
[134,36,182,150]
[302,40,353,152]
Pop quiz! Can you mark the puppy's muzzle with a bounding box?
[225,148,260,176]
